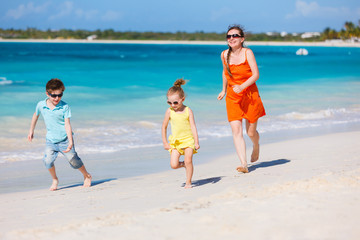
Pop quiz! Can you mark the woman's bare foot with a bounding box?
[83,174,92,188]
[236,166,249,173]
[251,144,260,163]
[49,179,58,191]
[184,184,193,189]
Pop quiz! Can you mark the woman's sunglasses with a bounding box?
[48,92,63,98]
[226,34,242,39]
[167,101,179,105]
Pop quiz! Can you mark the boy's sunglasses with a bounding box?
[167,101,179,105]
[226,34,242,39]
[48,92,63,98]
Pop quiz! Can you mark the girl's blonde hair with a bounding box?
[167,78,187,98]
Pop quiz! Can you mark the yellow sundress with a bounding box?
[168,106,197,155]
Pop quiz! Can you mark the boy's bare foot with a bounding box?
[49,179,58,191]
[83,174,92,188]
[184,184,193,189]
[251,144,260,163]
[236,166,249,173]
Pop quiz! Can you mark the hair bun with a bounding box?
[174,78,187,87]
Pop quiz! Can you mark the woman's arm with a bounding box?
[218,51,228,100]
[233,49,260,93]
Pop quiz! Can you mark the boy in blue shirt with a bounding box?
[28,78,92,191]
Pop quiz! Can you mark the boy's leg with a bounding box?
[78,165,92,188]
[170,149,183,169]
[43,140,59,191]
[60,140,91,188]
[184,148,194,188]
[48,166,59,191]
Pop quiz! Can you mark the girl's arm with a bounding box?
[161,108,171,150]
[64,118,73,153]
[217,51,228,100]
[28,112,39,142]
[188,108,200,150]
[233,49,260,93]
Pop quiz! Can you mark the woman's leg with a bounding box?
[246,120,260,163]
[229,120,247,168]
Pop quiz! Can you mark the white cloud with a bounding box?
[286,0,353,19]
[101,10,121,21]
[5,2,50,19]
[48,1,74,20]
[295,0,319,16]
[75,9,98,20]
[211,7,233,21]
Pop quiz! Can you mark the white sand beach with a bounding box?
[1,131,359,240]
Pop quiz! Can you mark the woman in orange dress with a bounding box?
[217,25,266,173]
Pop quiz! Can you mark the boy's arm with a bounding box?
[63,118,73,153]
[188,108,200,150]
[161,109,171,150]
[28,112,39,142]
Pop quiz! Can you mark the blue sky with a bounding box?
[1,0,360,33]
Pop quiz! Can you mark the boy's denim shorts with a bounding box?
[43,138,83,169]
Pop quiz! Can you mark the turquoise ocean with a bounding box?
[1,42,360,166]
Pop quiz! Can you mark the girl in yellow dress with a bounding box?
[161,79,200,188]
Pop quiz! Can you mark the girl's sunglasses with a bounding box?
[167,101,179,105]
[48,92,63,98]
[226,34,242,39]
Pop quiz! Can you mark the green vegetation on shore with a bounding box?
[1,21,359,42]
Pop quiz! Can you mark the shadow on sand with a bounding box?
[182,176,224,188]
[58,178,117,190]
[248,159,291,172]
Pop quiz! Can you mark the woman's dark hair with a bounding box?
[226,24,245,77]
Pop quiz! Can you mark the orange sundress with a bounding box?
[222,49,266,123]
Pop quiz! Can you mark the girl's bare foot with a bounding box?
[83,174,92,188]
[49,179,58,191]
[236,166,249,173]
[251,144,260,163]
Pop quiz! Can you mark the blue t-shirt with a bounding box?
[35,98,72,143]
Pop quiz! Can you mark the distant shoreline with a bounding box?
[1,38,360,47]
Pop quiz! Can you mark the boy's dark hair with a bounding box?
[46,78,65,92]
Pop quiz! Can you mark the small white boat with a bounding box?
[296,48,308,56]
[0,77,12,85]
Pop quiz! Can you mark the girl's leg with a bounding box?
[170,149,183,169]
[229,120,248,169]
[184,148,194,188]
[48,166,59,191]
[246,120,260,163]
